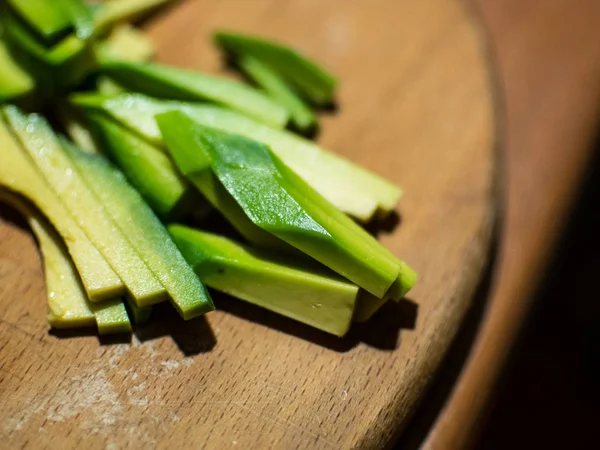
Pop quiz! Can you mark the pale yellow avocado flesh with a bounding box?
[0,118,124,301]
[4,107,167,307]
[0,191,131,333]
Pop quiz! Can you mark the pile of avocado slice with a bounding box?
[0,0,416,337]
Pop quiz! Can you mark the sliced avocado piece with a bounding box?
[0,115,124,301]
[150,110,291,251]
[57,104,100,154]
[99,61,290,129]
[63,141,214,320]
[237,54,317,134]
[4,106,167,307]
[125,297,152,324]
[94,0,173,34]
[97,76,128,96]
[2,9,96,89]
[7,0,72,44]
[95,24,155,63]
[84,111,204,220]
[0,38,35,102]
[56,0,94,41]
[0,190,133,333]
[215,31,338,106]
[157,112,416,299]
[0,190,95,329]
[169,225,358,336]
[71,93,401,221]
[94,298,132,335]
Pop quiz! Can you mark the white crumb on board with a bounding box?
[160,360,180,370]
[127,383,148,407]
[46,370,121,430]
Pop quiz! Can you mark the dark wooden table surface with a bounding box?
[423,0,600,447]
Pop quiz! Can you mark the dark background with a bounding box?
[475,141,600,447]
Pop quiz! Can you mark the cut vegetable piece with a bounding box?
[100,61,290,128]
[58,105,100,153]
[63,141,214,320]
[96,24,154,63]
[7,0,72,43]
[57,0,94,40]
[0,190,95,328]
[93,298,132,335]
[0,191,131,333]
[84,111,202,220]
[0,116,124,301]
[0,38,35,102]
[215,31,338,106]
[2,10,96,89]
[97,76,128,95]
[4,106,166,306]
[155,113,292,251]
[169,225,358,336]
[3,12,84,64]
[94,0,173,33]
[71,93,401,220]
[125,297,152,324]
[157,112,416,298]
[237,54,317,134]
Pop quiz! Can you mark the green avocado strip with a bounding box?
[0,38,35,102]
[0,115,125,301]
[94,298,133,335]
[4,106,166,307]
[237,54,317,134]
[94,0,173,34]
[57,0,94,40]
[0,190,134,333]
[2,9,95,90]
[157,111,416,299]
[62,140,214,320]
[99,60,290,128]
[7,0,72,43]
[71,93,401,221]
[169,225,358,337]
[83,111,203,220]
[215,30,338,106]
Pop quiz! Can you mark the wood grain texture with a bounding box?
[0,0,496,448]
[426,0,600,448]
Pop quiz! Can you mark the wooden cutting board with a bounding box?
[0,0,496,448]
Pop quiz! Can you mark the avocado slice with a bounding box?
[0,115,124,301]
[125,297,152,325]
[7,0,72,44]
[237,54,317,134]
[2,9,96,90]
[56,0,94,41]
[62,141,214,320]
[83,111,203,220]
[0,38,35,102]
[169,225,358,336]
[94,298,133,335]
[0,190,134,333]
[93,0,173,34]
[58,104,100,154]
[4,106,167,307]
[99,61,290,129]
[71,93,401,221]
[157,111,416,299]
[215,31,338,106]
[162,151,289,251]
[95,24,155,63]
